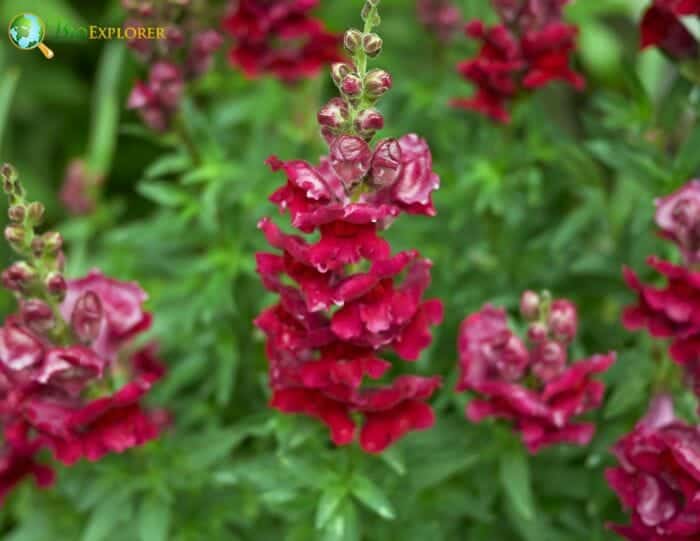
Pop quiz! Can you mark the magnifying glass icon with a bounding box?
[8,13,55,59]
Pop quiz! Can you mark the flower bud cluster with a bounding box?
[456,290,614,453]
[122,0,222,132]
[0,165,168,503]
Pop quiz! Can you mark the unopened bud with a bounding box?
[1,262,36,292]
[8,205,25,223]
[4,226,24,246]
[364,69,392,98]
[362,33,383,57]
[1,163,17,188]
[330,136,372,186]
[354,108,384,136]
[71,291,103,343]
[42,232,63,254]
[519,290,540,321]
[527,322,548,343]
[341,74,363,97]
[331,62,354,87]
[344,28,363,54]
[549,299,578,342]
[27,202,45,224]
[532,340,567,382]
[317,98,349,129]
[21,299,55,334]
[370,139,402,188]
[30,237,44,257]
[46,273,67,299]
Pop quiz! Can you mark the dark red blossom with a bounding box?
[452,0,584,123]
[606,394,700,540]
[640,1,700,60]
[416,0,462,43]
[457,298,615,453]
[127,61,184,133]
[223,0,342,83]
[0,424,54,503]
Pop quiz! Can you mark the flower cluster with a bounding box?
[640,0,700,60]
[59,159,104,216]
[606,395,700,540]
[223,0,341,83]
[123,0,223,132]
[0,164,167,503]
[255,1,443,453]
[416,0,462,43]
[456,291,615,453]
[623,181,700,386]
[451,0,585,123]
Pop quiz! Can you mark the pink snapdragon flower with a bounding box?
[623,181,700,395]
[255,3,443,453]
[606,394,700,540]
[0,163,168,503]
[451,0,584,123]
[456,292,615,453]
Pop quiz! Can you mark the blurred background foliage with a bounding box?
[0,0,698,539]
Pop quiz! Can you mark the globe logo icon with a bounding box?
[8,13,54,59]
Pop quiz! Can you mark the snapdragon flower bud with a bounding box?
[1,262,36,292]
[370,139,402,188]
[27,202,45,224]
[344,28,363,54]
[330,136,372,186]
[354,108,384,136]
[331,62,354,87]
[364,69,392,98]
[318,98,349,129]
[8,205,25,223]
[46,273,67,300]
[42,232,63,254]
[362,33,383,57]
[5,226,24,247]
[520,290,540,320]
[341,74,363,97]
[527,321,548,343]
[549,299,578,342]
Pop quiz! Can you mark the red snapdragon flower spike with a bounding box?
[127,61,184,133]
[255,4,444,452]
[416,0,462,43]
[640,1,700,60]
[606,394,700,540]
[223,0,342,83]
[457,301,615,453]
[452,0,584,124]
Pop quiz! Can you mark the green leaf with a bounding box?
[350,475,395,520]
[499,449,535,521]
[138,181,189,207]
[138,495,171,541]
[321,500,359,541]
[0,67,20,153]
[315,485,347,529]
[674,122,700,180]
[82,493,131,541]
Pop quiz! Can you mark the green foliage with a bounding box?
[0,0,698,540]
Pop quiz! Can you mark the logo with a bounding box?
[8,13,54,59]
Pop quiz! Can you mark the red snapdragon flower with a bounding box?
[451,0,584,123]
[416,0,462,43]
[640,0,700,60]
[223,0,341,82]
[456,294,615,453]
[623,181,700,384]
[255,6,443,453]
[122,1,223,132]
[606,394,700,540]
